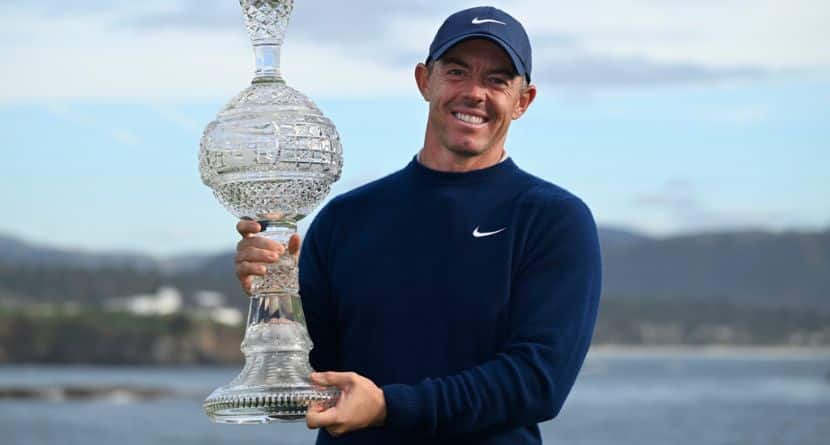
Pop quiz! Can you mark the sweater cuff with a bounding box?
[381,383,423,430]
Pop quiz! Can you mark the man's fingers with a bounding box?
[235,247,280,264]
[306,406,339,430]
[240,276,253,295]
[288,233,302,256]
[310,372,356,389]
[237,236,284,253]
[307,400,327,412]
[236,219,261,237]
[236,261,267,278]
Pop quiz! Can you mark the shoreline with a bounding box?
[588,344,830,358]
[0,385,194,402]
[0,345,827,369]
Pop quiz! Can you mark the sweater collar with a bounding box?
[406,153,518,184]
[416,149,509,164]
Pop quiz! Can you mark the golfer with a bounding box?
[235,6,602,444]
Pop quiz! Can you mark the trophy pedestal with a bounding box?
[204,386,337,423]
[204,339,338,423]
[201,228,341,423]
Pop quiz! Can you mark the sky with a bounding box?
[1,0,828,256]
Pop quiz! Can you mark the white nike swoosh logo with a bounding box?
[473,226,507,238]
[471,18,506,25]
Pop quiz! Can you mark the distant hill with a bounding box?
[602,228,830,309]
[597,226,652,250]
[0,234,158,271]
[0,227,828,310]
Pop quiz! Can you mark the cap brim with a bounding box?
[429,33,528,82]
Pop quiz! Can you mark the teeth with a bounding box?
[453,112,485,125]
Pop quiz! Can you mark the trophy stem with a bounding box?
[202,218,340,423]
[250,219,299,309]
[253,43,285,83]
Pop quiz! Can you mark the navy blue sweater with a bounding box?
[299,156,602,444]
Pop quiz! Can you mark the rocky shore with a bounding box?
[0,384,190,401]
[1,302,828,366]
[0,310,245,365]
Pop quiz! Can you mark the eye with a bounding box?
[488,76,509,86]
[447,69,465,77]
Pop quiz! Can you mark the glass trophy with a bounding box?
[198,0,342,423]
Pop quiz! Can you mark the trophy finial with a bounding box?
[241,0,294,45]
[240,0,295,82]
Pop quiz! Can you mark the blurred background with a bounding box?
[1,1,828,444]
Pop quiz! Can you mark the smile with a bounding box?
[452,112,487,125]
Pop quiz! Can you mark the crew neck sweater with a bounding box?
[299,156,602,445]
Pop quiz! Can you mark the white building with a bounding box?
[107,287,243,326]
[107,286,182,316]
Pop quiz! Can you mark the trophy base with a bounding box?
[204,385,339,424]
[203,299,339,423]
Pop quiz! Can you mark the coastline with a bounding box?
[588,344,830,358]
[1,345,828,369]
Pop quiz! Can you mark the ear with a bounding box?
[415,63,431,101]
[512,83,537,120]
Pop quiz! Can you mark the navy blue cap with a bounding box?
[427,6,532,82]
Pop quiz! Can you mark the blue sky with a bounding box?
[1,1,828,256]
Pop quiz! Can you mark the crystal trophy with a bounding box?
[198,0,342,423]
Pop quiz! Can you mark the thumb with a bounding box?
[311,371,354,389]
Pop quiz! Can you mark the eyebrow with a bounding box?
[440,56,517,78]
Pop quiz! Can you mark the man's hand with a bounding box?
[235,219,301,295]
[306,372,387,437]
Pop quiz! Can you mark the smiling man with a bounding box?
[418,37,534,171]
[235,6,602,445]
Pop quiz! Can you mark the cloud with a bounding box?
[46,103,141,147]
[121,0,774,87]
[147,104,202,134]
[631,179,788,233]
[119,0,237,30]
[709,105,770,125]
[1,0,827,102]
[10,0,121,14]
[533,52,768,88]
[117,0,468,67]
[633,179,700,209]
[121,0,465,35]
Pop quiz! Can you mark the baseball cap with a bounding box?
[426,6,532,82]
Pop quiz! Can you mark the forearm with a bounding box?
[382,307,596,435]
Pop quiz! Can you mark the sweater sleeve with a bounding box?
[381,196,602,436]
[299,203,339,372]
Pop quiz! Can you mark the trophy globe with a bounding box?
[199,0,342,423]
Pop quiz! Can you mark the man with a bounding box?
[235,6,601,444]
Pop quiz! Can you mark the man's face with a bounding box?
[416,38,535,159]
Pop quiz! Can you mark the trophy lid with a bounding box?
[241,0,294,46]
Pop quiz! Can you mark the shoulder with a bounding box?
[509,169,601,272]
[308,165,409,230]
[512,168,595,222]
[324,166,409,214]
[507,166,599,257]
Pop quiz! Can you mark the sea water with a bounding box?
[0,349,828,445]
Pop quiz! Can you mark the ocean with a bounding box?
[1,348,828,444]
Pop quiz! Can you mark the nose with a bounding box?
[460,79,486,104]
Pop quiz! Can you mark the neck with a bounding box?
[418,142,506,173]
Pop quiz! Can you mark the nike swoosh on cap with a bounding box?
[471,17,506,25]
[473,226,507,238]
